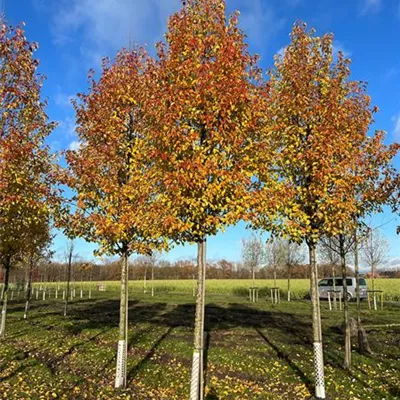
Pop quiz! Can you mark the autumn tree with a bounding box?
[61,49,167,388]
[249,22,400,397]
[0,20,56,338]
[143,1,267,398]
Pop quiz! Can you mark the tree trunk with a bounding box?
[354,230,372,354]
[24,258,34,319]
[287,265,291,302]
[0,260,11,338]
[332,264,337,310]
[64,249,73,317]
[89,271,92,299]
[309,242,325,399]
[339,234,351,370]
[143,267,147,294]
[151,265,154,297]
[115,251,129,388]
[190,238,206,400]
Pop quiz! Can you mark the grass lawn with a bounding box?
[0,282,399,399]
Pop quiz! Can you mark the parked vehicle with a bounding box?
[316,277,367,301]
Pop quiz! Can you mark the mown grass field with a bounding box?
[0,279,399,399]
[27,278,400,300]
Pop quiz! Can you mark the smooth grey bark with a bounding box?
[332,264,337,310]
[64,246,73,317]
[151,265,154,297]
[143,266,147,294]
[287,264,291,302]
[24,258,34,319]
[115,251,129,388]
[0,260,11,338]
[339,234,351,370]
[190,238,206,400]
[309,242,325,399]
[354,231,372,354]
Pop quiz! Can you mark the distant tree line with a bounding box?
[1,258,374,285]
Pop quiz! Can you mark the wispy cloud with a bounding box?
[57,117,77,142]
[360,0,382,15]
[230,0,285,50]
[68,140,81,151]
[50,0,181,64]
[392,113,400,140]
[54,91,75,110]
[332,41,352,58]
[384,67,400,80]
[276,46,287,57]
[48,0,285,66]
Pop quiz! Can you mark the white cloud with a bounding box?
[50,0,285,61]
[277,46,287,57]
[360,0,381,15]
[230,0,285,50]
[50,0,181,64]
[45,0,285,69]
[58,117,77,138]
[332,41,352,58]
[68,140,81,151]
[54,91,75,109]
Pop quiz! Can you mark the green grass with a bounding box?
[24,278,400,301]
[1,280,399,399]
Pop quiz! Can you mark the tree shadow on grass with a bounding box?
[127,326,174,383]
[0,358,37,382]
[13,297,396,398]
[255,328,314,395]
[205,387,220,400]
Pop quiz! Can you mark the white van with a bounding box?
[317,277,368,301]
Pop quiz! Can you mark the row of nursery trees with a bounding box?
[1,0,399,398]
[243,227,391,298]
[1,227,389,288]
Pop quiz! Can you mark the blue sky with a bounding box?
[4,0,400,264]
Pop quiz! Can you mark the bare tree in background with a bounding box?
[320,231,374,369]
[281,240,306,301]
[147,251,162,297]
[265,238,286,289]
[64,240,76,317]
[361,227,389,290]
[241,234,264,286]
[353,229,372,355]
[24,227,53,319]
[319,238,341,310]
